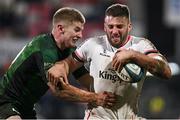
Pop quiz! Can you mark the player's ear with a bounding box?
[104,23,107,32]
[128,22,132,32]
[57,24,64,34]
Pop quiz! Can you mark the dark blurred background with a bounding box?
[0,0,180,119]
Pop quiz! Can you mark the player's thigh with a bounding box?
[84,109,113,120]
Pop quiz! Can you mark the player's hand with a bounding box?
[95,91,116,108]
[48,82,59,96]
[112,49,133,72]
[47,77,66,97]
[47,61,69,86]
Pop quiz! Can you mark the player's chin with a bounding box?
[111,41,121,48]
[112,38,120,43]
[69,43,76,48]
[71,44,76,48]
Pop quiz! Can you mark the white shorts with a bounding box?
[84,106,145,120]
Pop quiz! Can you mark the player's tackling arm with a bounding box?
[48,80,115,108]
[47,56,116,107]
[48,55,83,85]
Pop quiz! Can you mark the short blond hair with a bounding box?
[52,7,85,26]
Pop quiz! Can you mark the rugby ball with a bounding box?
[116,63,147,83]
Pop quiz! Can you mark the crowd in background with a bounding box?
[0,0,124,38]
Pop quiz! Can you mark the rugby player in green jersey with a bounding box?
[0,7,116,119]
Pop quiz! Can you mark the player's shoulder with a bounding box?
[131,35,146,42]
[31,34,49,44]
[28,34,53,48]
[20,34,47,54]
[129,35,157,52]
[130,35,152,45]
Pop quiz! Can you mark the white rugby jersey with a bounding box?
[74,35,158,119]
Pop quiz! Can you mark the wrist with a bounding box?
[55,61,69,74]
[87,92,98,104]
[129,50,138,62]
[63,60,69,74]
[92,93,102,106]
[90,93,99,107]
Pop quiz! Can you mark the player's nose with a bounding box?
[112,27,119,34]
[77,31,83,39]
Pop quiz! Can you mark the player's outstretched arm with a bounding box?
[48,81,116,108]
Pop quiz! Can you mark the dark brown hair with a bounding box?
[105,4,130,20]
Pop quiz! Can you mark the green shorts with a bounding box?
[0,103,21,119]
[0,102,37,119]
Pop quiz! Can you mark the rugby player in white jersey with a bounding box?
[48,4,172,119]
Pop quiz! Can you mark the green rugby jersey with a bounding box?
[0,33,75,113]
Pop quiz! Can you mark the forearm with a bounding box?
[55,60,70,74]
[131,51,171,79]
[55,84,97,103]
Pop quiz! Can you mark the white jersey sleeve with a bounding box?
[74,38,95,63]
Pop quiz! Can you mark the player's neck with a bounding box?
[51,31,65,50]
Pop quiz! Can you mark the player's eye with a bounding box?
[108,25,113,29]
[117,25,123,29]
[74,27,81,32]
